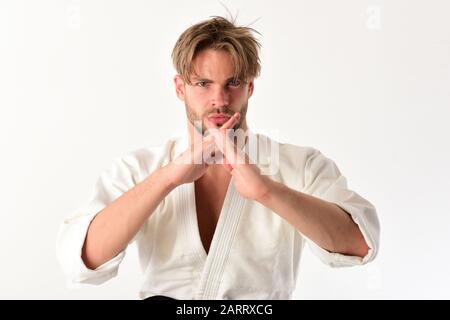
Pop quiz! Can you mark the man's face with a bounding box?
[174,49,254,135]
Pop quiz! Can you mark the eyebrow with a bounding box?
[191,77,241,83]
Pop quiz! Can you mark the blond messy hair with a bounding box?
[171,16,262,85]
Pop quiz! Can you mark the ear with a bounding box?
[174,75,186,101]
[247,79,254,98]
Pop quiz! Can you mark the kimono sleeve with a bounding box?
[301,149,380,267]
[56,154,143,285]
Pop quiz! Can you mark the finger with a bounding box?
[203,112,240,132]
[200,135,215,154]
[203,118,223,147]
[203,113,238,146]
[203,116,218,133]
[220,128,249,166]
[202,137,219,165]
[223,163,234,172]
[203,113,241,166]
[185,135,215,165]
[203,134,215,143]
[221,146,247,168]
[220,112,240,130]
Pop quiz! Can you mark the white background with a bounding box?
[1,0,449,299]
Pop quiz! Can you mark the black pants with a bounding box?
[144,295,177,300]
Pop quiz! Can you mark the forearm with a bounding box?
[82,165,175,269]
[257,178,369,257]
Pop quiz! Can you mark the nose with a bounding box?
[211,85,230,108]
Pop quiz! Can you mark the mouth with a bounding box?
[207,114,232,126]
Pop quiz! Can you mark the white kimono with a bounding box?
[56,130,380,300]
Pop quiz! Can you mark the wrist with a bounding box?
[255,175,276,204]
[158,163,179,191]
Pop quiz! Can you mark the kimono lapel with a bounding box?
[193,176,246,299]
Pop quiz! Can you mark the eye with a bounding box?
[227,79,241,87]
[196,81,208,87]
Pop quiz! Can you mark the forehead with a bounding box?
[191,49,235,80]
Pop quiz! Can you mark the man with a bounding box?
[57,16,380,300]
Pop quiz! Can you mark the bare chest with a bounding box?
[194,177,230,254]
